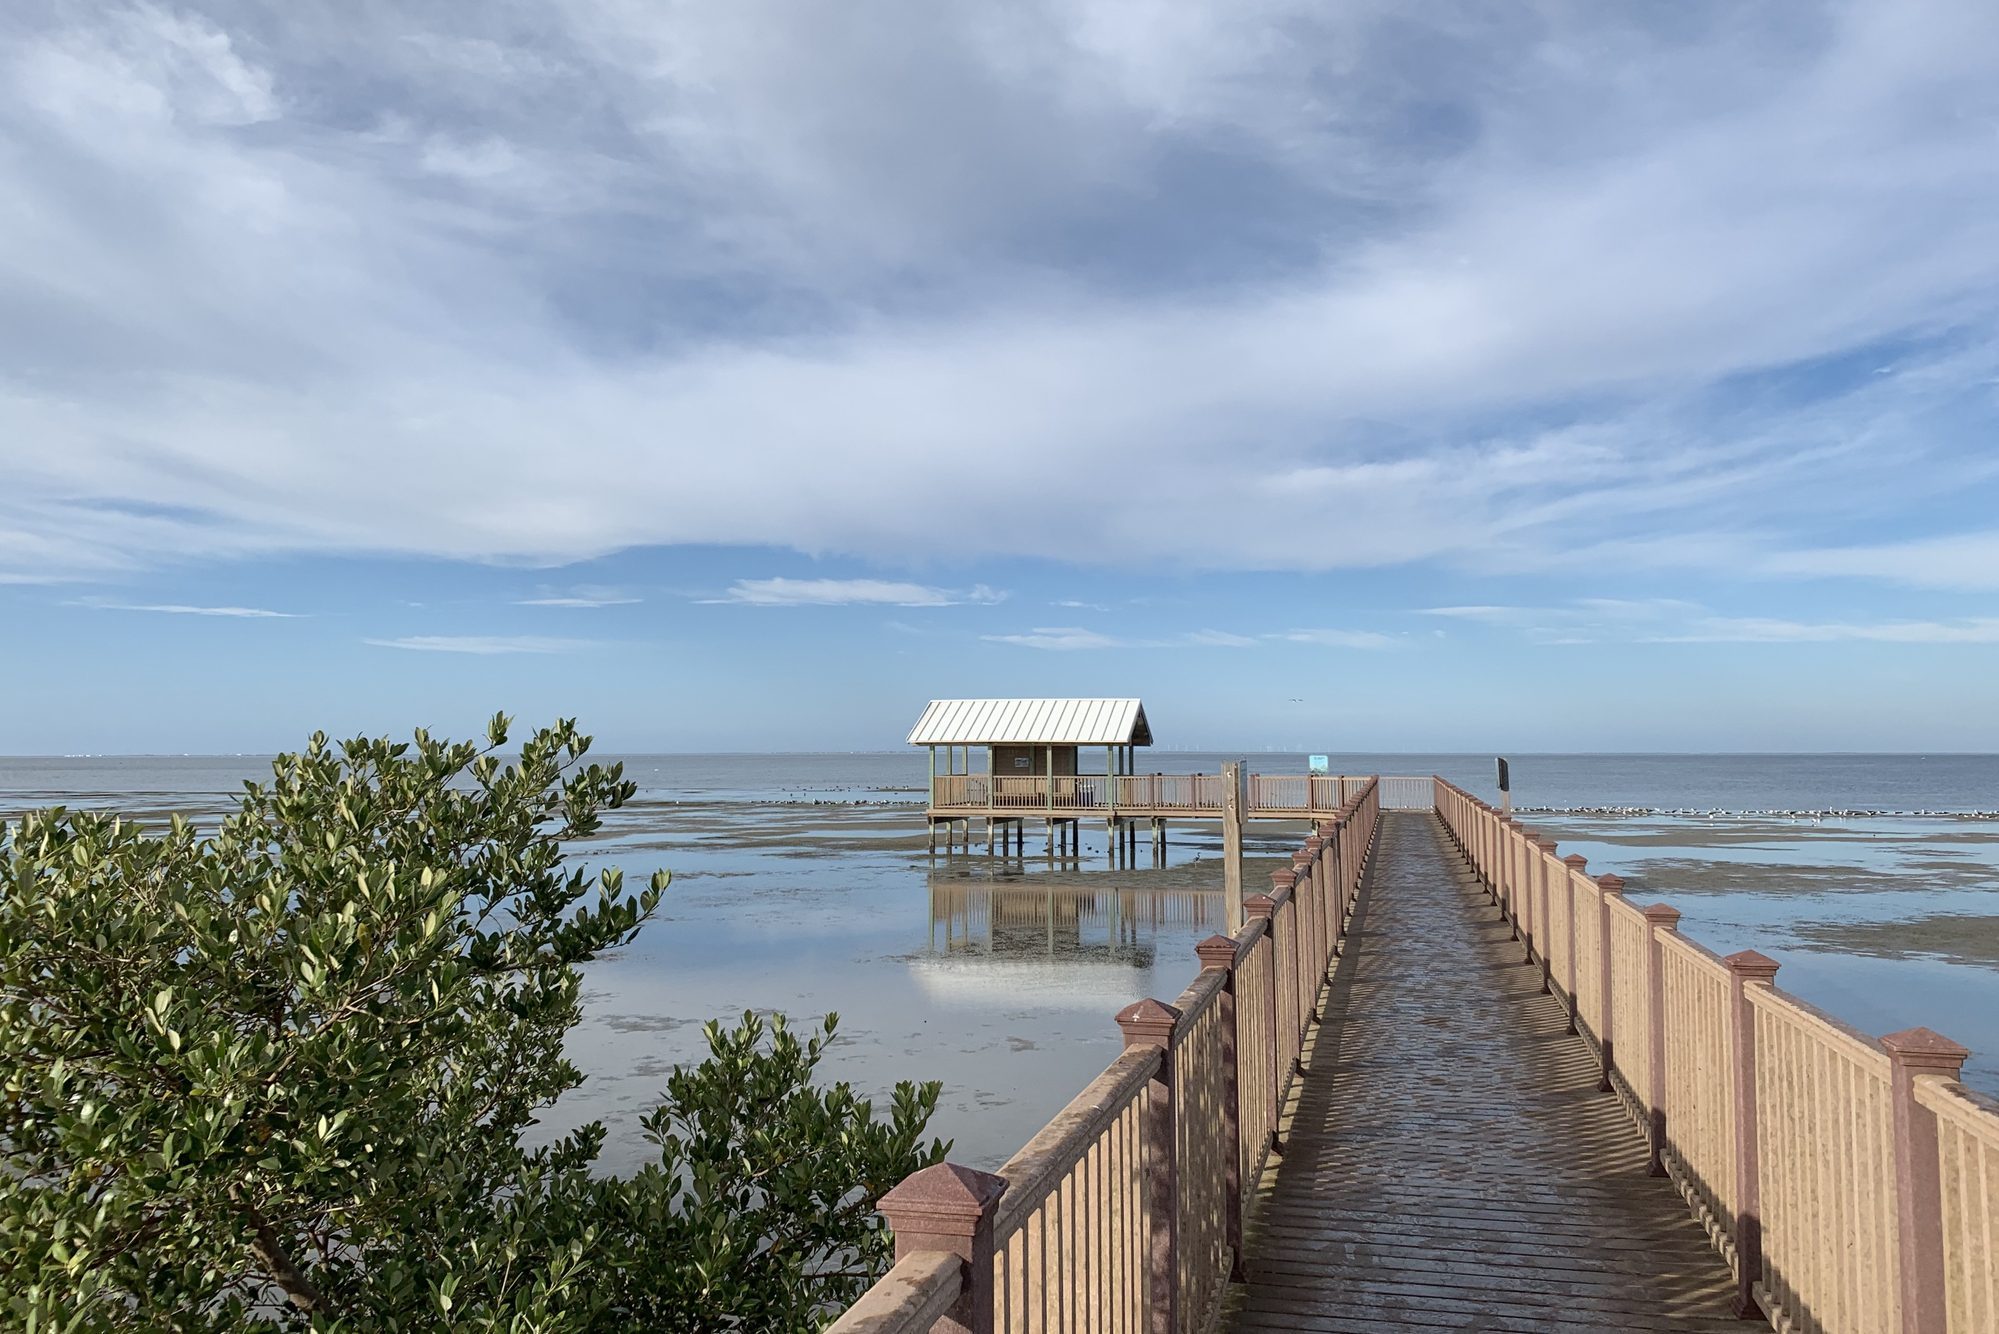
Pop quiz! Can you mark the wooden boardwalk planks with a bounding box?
[1224,811,1745,1333]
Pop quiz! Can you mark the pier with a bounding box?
[831,778,1999,1334]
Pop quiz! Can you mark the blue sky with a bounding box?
[4,2,1998,754]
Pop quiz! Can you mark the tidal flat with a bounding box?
[7,753,1996,1177]
[547,796,1291,1173]
[546,799,1999,1176]
[1528,812,1999,1097]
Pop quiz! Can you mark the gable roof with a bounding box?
[907,698,1152,747]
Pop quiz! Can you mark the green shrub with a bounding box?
[0,717,944,1332]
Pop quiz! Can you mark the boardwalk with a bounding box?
[1228,811,1741,1332]
[830,776,1999,1334]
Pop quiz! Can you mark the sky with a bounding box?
[3,1,1999,754]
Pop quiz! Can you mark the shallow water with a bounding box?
[5,751,1997,1173]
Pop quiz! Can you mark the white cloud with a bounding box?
[2,3,1998,590]
[363,635,598,654]
[69,600,299,618]
[709,578,1005,607]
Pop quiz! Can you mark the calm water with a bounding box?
[5,752,1997,1171]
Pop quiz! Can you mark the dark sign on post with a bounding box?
[1496,757,1511,792]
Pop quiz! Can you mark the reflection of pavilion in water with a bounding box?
[929,881,1224,966]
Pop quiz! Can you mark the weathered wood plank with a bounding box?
[1221,812,1744,1332]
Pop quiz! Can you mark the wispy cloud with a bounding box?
[1647,617,1999,645]
[363,635,598,654]
[983,626,1261,651]
[982,626,1358,651]
[1763,531,1999,592]
[69,600,300,618]
[983,626,1131,651]
[1421,598,1999,646]
[515,584,641,607]
[1417,598,1707,643]
[1268,629,1398,649]
[709,578,1005,607]
[1419,606,1523,622]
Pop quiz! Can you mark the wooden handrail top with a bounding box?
[1914,1071,1999,1126]
[1658,929,1734,976]
[826,1251,962,1333]
[991,1044,1160,1239]
[1225,913,1270,960]
[1604,893,1651,928]
[1745,980,1892,1072]
[1167,966,1226,1030]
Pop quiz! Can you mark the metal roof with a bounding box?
[907,698,1152,747]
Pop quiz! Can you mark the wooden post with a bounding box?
[876,1162,1007,1334]
[1560,855,1586,1033]
[1880,1026,1971,1334]
[1723,949,1779,1320]
[1300,838,1324,975]
[1244,893,1279,1156]
[1196,935,1246,1282]
[1643,902,1680,1176]
[1222,760,1245,932]
[1292,856,1318,1016]
[1535,836,1558,993]
[1116,998,1181,1334]
[1516,824,1537,962]
[1596,874,1622,1092]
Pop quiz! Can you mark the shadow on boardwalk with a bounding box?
[1226,811,1743,1333]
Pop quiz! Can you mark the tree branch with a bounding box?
[231,1187,325,1315]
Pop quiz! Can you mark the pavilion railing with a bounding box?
[929,772,1369,817]
[1433,777,1999,1334]
[828,780,1382,1334]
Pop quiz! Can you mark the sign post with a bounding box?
[1497,756,1512,819]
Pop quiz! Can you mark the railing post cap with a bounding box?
[1596,873,1626,893]
[878,1162,1007,1231]
[1880,1026,1971,1071]
[1269,869,1297,890]
[1722,948,1781,980]
[1243,893,1276,920]
[1534,834,1559,852]
[1302,836,1322,854]
[1563,853,1588,869]
[1115,997,1181,1050]
[1195,934,1238,969]
[1643,902,1681,927]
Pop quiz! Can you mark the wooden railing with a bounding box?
[1434,777,1999,1334]
[929,773,1369,817]
[830,780,1383,1334]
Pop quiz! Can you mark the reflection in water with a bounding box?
[928,881,1223,966]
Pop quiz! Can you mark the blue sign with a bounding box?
[1308,754,1329,774]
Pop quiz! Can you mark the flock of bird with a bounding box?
[1521,806,1999,821]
